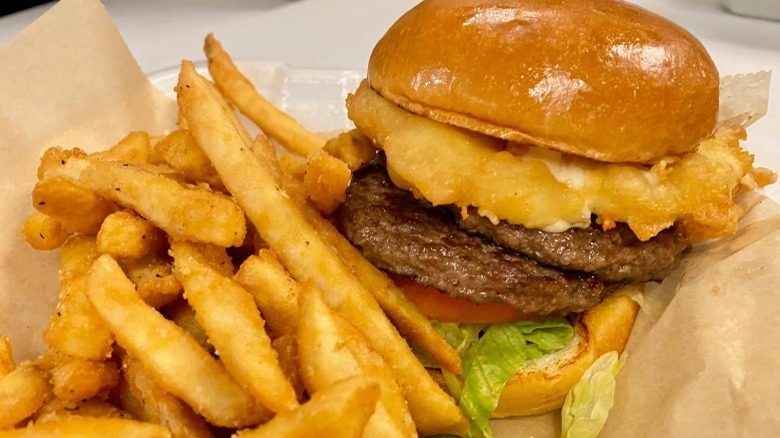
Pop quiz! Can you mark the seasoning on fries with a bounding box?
[3,32,473,437]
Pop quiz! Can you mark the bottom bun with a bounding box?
[492,291,639,417]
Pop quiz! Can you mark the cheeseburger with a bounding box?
[335,0,775,432]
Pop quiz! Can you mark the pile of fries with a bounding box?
[3,35,469,437]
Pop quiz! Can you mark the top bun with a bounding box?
[367,0,719,163]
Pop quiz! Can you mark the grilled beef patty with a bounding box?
[337,163,618,315]
[456,209,687,283]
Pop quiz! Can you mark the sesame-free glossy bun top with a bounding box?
[367,0,719,163]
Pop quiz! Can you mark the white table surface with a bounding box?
[2,0,779,198]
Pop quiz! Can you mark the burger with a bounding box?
[334,0,775,433]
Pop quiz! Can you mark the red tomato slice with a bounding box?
[394,277,533,324]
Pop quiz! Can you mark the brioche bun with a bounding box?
[494,292,639,417]
[367,0,719,163]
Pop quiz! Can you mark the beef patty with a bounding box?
[337,163,618,315]
[456,210,687,282]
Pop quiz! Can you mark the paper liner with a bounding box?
[0,1,776,436]
[0,0,175,360]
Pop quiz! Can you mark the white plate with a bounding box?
[148,60,364,136]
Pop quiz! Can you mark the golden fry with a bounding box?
[43,236,114,360]
[119,255,182,309]
[0,364,53,429]
[177,61,466,435]
[303,150,351,214]
[174,243,235,277]
[84,254,265,428]
[297,281,416,437]
[153,129,223,188]
[92,131,159,164]
[171,242,298,413]
[204,34,324,157]
[39,152,246,247]
[32,177,116,235]
[249,134,282,181]
[0,337,14,379]
[277,171,462,374]
[235,250,299,338]
[122,355,214,438]
[271,335,305,403]
[322,129,377,171]
[33,397,131,424]
[204,77,256,148]
[21,212,71,250]
[116,374,148,421]
[97,210,165,259]
[236,375,380,438]
[278,154,305,181]
[50,356,119,404]
[162,299,212,353]
[0,417,172,437]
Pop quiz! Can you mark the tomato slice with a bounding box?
[394,277,533,324]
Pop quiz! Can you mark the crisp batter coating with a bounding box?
[348,83,775,242]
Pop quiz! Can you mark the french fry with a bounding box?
[162,299,212,353]
[38,152,246,247]
[236,375,380,438]
[322,129,377,171]
[0,337,14,379]
[204,34,325,157]
[92,131,160,164]
[297,281,416,437]
[50,355,119,405]
[249,134,282,181]
[37,146,87,180]
[0,417,172,437]
[97,210,165,259]
[21,212,71,250]
[116,374,148,422]
[33,397,132,424]
[171,242,298,413]
[177,61,466,435]
[251,132,461,374]
[234,250,299,338]
[271,335,305,403]
[32,177,117,235]
[174,243,235,277]
[0,364,53,429]
[122,355,214,438]
[84,254,266,428]
[119,255,182,309]
[43,236,114,360]
[277,170,462,375]
[204,77,256,149]
[278,154,305,181]
[153,129,223,188]
[302,150,351,214]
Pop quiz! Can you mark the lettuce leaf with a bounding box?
[561,351,626,438]
[435,319,575,438]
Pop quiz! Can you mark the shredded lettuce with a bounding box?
[561,351,626,438]
[434,319,575,438]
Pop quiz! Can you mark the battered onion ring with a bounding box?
[347,82,774,242]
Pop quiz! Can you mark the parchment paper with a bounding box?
[0,1,777,437]
[0,0,175,360]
